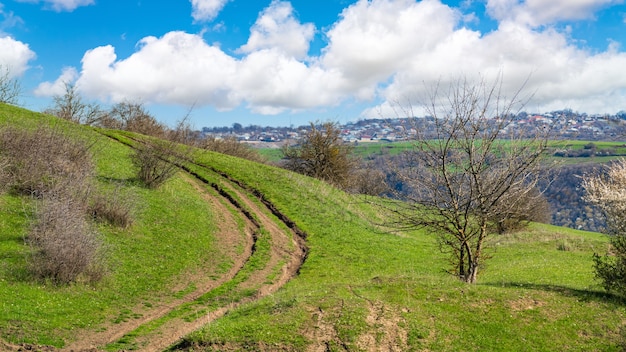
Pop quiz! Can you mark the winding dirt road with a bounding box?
[61,164,306,352]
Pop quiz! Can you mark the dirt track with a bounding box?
[0,130,309,352]
[13,159,308,352]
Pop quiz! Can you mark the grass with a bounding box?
[1,103,625,350]
[181,147,626,351]
[0,104,228,347]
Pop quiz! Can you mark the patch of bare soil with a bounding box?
[302,306,348,352]
[356,301,408,352]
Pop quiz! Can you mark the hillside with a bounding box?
[0,104,625,351]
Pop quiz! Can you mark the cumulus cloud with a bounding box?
[76,31,240,109]
[16,0,94,12]
[190,0,230,22]
[237,0,315,59]
[0,35,36,76]
[486,0,622,27]
[34,66,78,96]
[322,0,461,99]
[40,0,626,118]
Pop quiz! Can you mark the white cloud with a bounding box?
[40,0,626,119]
[233,49,345,114]
[237,0,315,59]
[16,0,94,12]
[0,35,36,76]
[322,0,461,99]
[76,31,240,109]
[34,66,78,96]
[486,0,622,27]
[0,4,24,36]
[190,0,230,22]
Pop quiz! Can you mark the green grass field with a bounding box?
[1,103,625,351]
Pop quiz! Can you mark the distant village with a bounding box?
[201,109,626,147]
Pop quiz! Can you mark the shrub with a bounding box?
[88,185,134,228]
[105,101,167,138]
[347,166,388,196]
[131,139,182,189]
[27,184,105,284]
[582,158,626,295]
[490,186,552,234]
[0,65,22,105]
[0,126,94,196]
[0,126,113,284]
[43,82,104,125]
[282,122,356,189]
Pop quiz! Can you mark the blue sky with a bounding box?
[1,0,626,128]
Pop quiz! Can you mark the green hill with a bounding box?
[0,103,624,351]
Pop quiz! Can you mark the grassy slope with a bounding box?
[0,104,625,350]
[0,105,228,347]
[184,142,626,350]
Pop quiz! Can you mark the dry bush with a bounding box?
[167,114,203,147]
[348,166,389,196]
[0,126,115,284]
[203,136,266,163]
[132,140,182,188]
[582,158,626,295]
[88,185,134,228]
[490,186,552,234]
[0,126,94,196]
[44,82,103,125]
[27,183,105,284]
[0,65,21,105]
[106,101,167,138]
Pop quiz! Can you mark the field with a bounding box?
[1,103,625,351]
[258,139,626,164]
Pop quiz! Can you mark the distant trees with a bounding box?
[383,76,551,283]
[282,122,357,189]
[582,159,626,295]
[0,65,22,105]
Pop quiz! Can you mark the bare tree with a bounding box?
[384,76,551,283]
[44,82,103,125]
[282,122,356,189]
[582,158,626,295]
[0,65,22,105]
[104,101,166,138]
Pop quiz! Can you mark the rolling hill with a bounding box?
[0,103,624,351]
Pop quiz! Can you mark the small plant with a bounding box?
[131,139,182,189]
[89,184,134,228]
[557,240,572,251]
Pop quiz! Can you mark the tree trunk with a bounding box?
[465,262,479,283]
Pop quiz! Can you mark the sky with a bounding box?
[1,0,626,128]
